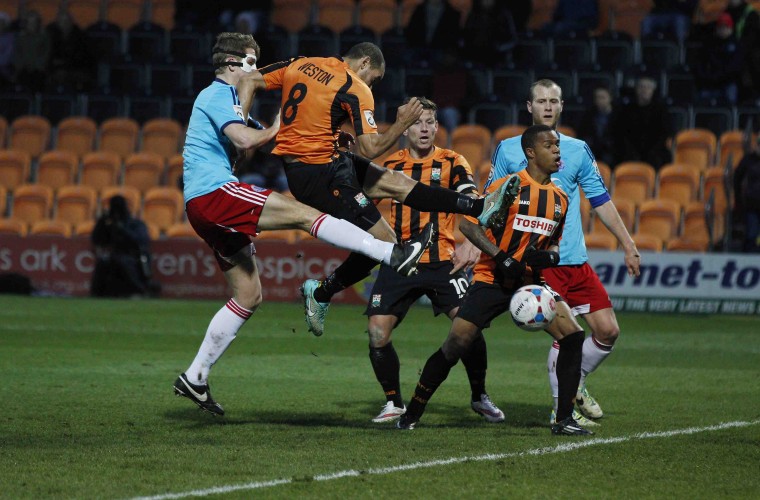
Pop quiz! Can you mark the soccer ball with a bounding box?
[509,285,557,332]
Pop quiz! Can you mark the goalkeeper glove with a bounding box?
[523,246,560,269]
[495,251,526,279]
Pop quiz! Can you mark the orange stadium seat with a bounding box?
[695,0,729,23]
[656,163,701,208]
[123,152,164,193]
[451,124,491,163]
[702,166,729,214]
[527,0,559,30]
[585,231,618,250]
[0,0,19,20]
[142,186,184,232]
[611,161,656,206]
[400,0,423,27]
[67,0,102,28]
[0,184,5,215]
[100,185,142,215]
[150,0,176,30]
[0,149,32,190]
[0,217,28,236]
[81,151,122,191]
[449,0,472,20]
[25,0,60,26]
[36,150,79,190]
[718,130,755,168]
[610,0,654,39]
[74,219,96,237]
[637,199,680,241]
[435,126,450,148]
[140,118,183,160]
[56,116,97,158]
[104,0,143,30]
[494,125,527,143]
[271,0,312,33]
[632,232,663,252]
[29,219,73,238]
[165,154,184,188]
[12,184,54,225]
[99,117,140,159]
[165,222,201,240]
[0,115,7,147]
[579,192,591,233]
[674,128,717,171]
[557,125,576,138]
[358,0,396,35]
[596,161,612,188]
[592,195,636,234]
[317,0,356,33]
[666,237,709,252]
[475,160,492,188]
[683,200,723,244]
[9,115,52,159]
[55,184,98,227]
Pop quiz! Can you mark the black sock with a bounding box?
[404,183,484,217]
[555,331,585,422]
[369,342,403,407]
[461,331,487,401]
[313,252,377,303]
[406,348,458,420]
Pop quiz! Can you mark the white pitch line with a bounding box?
[131,419,760,500]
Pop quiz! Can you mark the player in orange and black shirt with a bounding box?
[363,98,505,425]
[236,42,522,337]
[397,125,593,436]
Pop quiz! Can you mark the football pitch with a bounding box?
[2,295,758,499]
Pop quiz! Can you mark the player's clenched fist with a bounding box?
[396,97,424,127]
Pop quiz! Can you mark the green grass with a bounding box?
[1,296,759,499]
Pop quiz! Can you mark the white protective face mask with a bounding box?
[241,53,257,72]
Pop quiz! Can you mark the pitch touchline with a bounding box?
[132,420,760,500]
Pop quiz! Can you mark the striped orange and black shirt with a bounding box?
[469,169,569,285]
[382,146,477,264]
[259,56,378,164]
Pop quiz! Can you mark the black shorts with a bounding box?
[364,261,469,324]
[283,152,381,231]
[456,281,564,330]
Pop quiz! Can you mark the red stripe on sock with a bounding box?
[310,213,328,236]
[591,336,613,351]
[551,341,560,350]
[226,299,252,319]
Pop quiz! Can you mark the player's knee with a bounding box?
[593,325,619,345]
[367,321,392,347]
[234,285,263,311]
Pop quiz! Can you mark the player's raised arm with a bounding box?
[355,97,424,159]
[236,70,269,124]
[224,111,280,151]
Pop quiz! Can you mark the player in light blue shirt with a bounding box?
[487,79,641,425]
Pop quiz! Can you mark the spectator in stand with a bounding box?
[640,0,698,41]
[405,0,461,66]
[0,12,15,89]
[542,0,599,37]
[47,10,92,91]
[734,135,760,252]
[691,13,743,105]
[91,196,158,298]
[726,0,760,104]
[506,0,532,33]
[576,86,615,166]
[13,10,50,92]
[461,0,517,67]
[609,75,673,169]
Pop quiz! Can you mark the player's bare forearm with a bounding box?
[451,238,481,274]
[594,200,641,276]
[460,218,500,258]
[356,121,410,159]
[236,71,267,122]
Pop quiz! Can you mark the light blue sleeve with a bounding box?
[574,140,610,208]
[486,137,527,190]
[205,85,246,133]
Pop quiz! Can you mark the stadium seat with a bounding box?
[637,199,680,241]
[74,219,96,237]
[494,125,527,143]
[467,102,514,133]
[0,115,6,148]
[683,199,724,244]
[0,217,28,237]
[435,126,450,149]
[151,0,176,30]
[142,186,184,232]
[165,154,184,188]
[103,62,146,94]
[100,185,142,215]
[511,39,552,70]
[593,34,634,72]
[56,116,98,158]
[640,39,680,69]
[702,166,729,214]
[0,184,5,215]
[12,184,54,225]
[165,222,201,240]
[0,0,19,19]
[271,0,313,33]
[692,106,734,139]
[149,63,190,97]
[0,91,35,122]
[85,21,123,60]
[169,29,210,64]
[696,0,731,23]
[128,22,167,63]
[656,163,701,208]
[36,150,79,190]
[491,69,532,104]
[674,128,717,171]
[55,185,98,227]
[585,231,618,250]
[104,0,143,30]
[29,218,73,238]
[68,0,103,28]
[256,23,293,64]
[557,125,576,138]
[84,94,125,124]
[609,0,653,39]
[553,39,593,70]
[611,161,656,206]
[39,93,79,126]
[0,150,32,190]
[596,161,612,188]
[526,0,558,30]
[25,0,59,26]
[579,190,591,233]
[666,237,708,252]
[317,0,356,33]
[99,118,140,159]
[475,160,492,188]
[9,115,52,159]
[358,0,396,35]
[632,232,663,252]
[128,95,168,124]
[399,0,423,27]
[593,195,636,234]
[140,118,183,160]
[80,151,122,191]
[452,124,491,152]
[718,130,754,168]
[123,152,165,193]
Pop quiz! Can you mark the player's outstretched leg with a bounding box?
[301,278,329,337]
[477,173,521,230]
[173,373,225,415]
[389,222,434,276]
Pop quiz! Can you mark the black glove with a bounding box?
[247,118,264,130]
[495,251,526,279]
[523,246,560,269]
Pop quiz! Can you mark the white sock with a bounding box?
[580,335,614,387]
[311,214,394,264]
[547,341,559,412]
[185,298,253,385]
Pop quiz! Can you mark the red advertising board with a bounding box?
[0,235,371,304]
